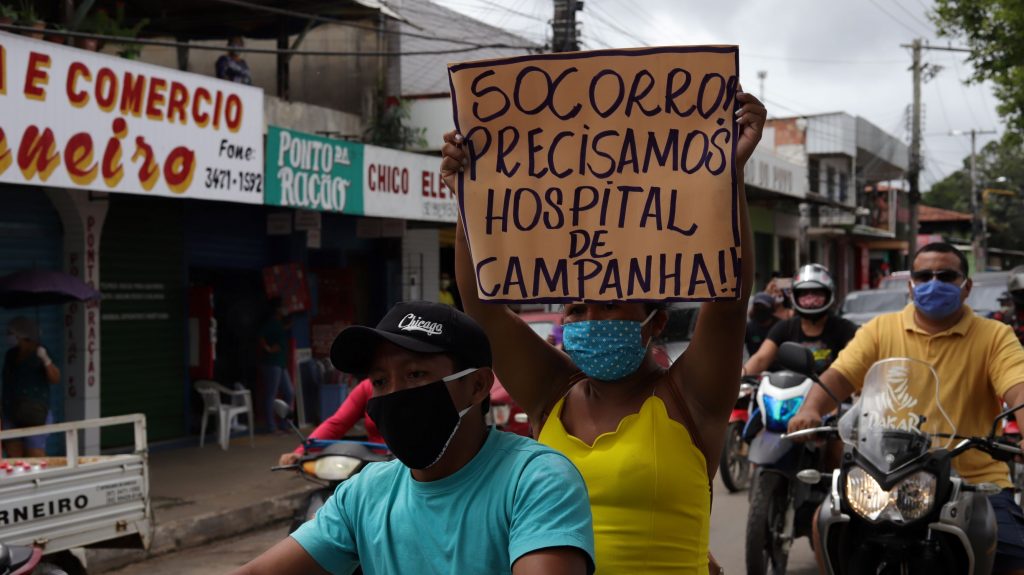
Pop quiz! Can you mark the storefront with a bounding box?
[0,32,263,450]
[0,185,65,451]
[264,126,457,344]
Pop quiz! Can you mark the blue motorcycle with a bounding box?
[744,368,830,574]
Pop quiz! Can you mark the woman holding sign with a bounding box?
[441,80,766,573]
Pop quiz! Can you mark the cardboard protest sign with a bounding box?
[448,46,741,303]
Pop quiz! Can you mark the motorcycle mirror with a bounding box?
[273,399,307,444]
[273,399,293,420]
[990,401,1024,439]
[777,342,816,377]
[796,469,823,485]
[777,342,843,411]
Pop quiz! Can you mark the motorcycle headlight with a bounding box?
[845,467,936,524]
[762,396,804,432]
[314,456,363,481]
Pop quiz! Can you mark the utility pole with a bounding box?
[951,128,998,270]
[552,0,582,52]
[902,41,975,268]
[907,39,922,271]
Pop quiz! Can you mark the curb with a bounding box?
[87,485,318,573]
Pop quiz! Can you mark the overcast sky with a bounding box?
[433,0,1002,192]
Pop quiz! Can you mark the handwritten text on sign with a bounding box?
[449,47,741,302]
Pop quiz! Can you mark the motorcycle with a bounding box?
[270,399,391,534]
[778,342,1024,575]
[0,543,67,575]
[489,379,531,437]
[744,363,833,574]
[1002,410,1023,504]
[720,375,758,493]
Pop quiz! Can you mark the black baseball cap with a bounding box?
[331,301,493,376]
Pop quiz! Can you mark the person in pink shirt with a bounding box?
[277,378,384,466]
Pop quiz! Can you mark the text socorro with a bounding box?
[462,66,737,181]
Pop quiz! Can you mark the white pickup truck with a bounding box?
[0,415,151,573]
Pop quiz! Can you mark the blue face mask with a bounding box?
[912,279,965,319]
[562,311,656,381]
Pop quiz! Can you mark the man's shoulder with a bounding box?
[968,312,1019,340]
[340,458,403,497]
[861,308,906,331]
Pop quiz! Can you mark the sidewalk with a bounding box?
[88,432,318,573]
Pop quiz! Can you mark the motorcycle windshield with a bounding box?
[838,358,955,474]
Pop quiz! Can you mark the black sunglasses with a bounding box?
[910,269,964,284]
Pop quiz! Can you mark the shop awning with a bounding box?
[860,239,909,251]
[128,0,403,41]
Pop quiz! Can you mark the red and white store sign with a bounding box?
[0,32,263,202]
[362,144,457,223]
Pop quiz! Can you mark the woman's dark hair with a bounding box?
[915,242,969,277]
[643,302,669,314]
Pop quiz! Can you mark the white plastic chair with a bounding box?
[194,380,255,450]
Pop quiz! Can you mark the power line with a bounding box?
[0,23,530,56]
[912,0,933,17]
[205,0,534,49]
[892,0,934,32]
[949,56,998,129]
[867,0,930,37]
[582,4,650,48]
[742,53,905,65]
[589,0,675,46]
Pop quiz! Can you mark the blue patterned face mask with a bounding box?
[562,310,656,381]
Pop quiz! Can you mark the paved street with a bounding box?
[103,521,289,575]
[103,475,819,574]
[710,475,818,574]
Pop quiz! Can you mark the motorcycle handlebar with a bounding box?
[781,426,836,441]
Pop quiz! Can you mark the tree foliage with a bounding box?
[932,0,1024,142]
[923,135,1024,251]
[363,96,427,151]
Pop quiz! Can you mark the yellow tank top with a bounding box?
[538,394,710,574]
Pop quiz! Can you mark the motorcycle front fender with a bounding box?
[932,490,997,575]
[748,431,794,466]
[816,491,849,575]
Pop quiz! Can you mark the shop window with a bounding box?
[826,166,836,200]
[809,160,820,194]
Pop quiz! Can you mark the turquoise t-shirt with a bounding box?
[292,429,595,575]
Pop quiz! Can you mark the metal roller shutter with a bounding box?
[100,196,185,446]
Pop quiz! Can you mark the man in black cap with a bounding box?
[233,301,595,575]
[745,292,780,358]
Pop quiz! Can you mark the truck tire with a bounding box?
[40,551,83,575]
[34,563,69,575]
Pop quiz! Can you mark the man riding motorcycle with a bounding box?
[991,265,1024,346]
[743,264,858,377]
[788,242,1024,575]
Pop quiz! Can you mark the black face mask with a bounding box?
[366,368,477,470]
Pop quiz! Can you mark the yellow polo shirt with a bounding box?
[832,304,1024,487]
